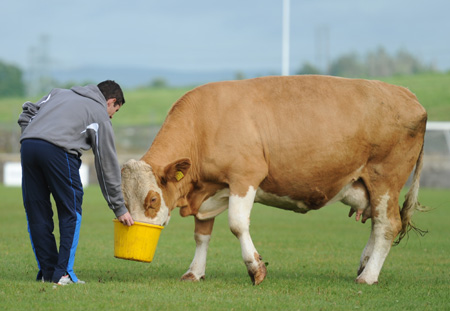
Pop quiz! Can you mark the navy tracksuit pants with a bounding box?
[21,139,83,283]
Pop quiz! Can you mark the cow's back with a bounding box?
[189,75,425,145]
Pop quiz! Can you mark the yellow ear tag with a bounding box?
[175,171,184,181]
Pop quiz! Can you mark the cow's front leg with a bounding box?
[181,217,215,281]
[228,186,266,285]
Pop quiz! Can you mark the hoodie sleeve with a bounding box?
[17,93,54,133]
[85,120,128,217]
[18,101,40,133]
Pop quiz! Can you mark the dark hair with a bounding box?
[97,80,126,106]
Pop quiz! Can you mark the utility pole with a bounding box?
[27,34,52,96]
[315,25,330,74]
[282,0,290,76]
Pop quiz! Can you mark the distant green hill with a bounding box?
[112,87,190,126]
[1,73,449,129]
[382,73,450,121]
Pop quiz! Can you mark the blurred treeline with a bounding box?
[298,46,437,77]
[0,46,444,98]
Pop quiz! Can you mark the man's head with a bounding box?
[97,80,125,119]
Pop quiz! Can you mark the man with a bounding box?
[18,80,134,286]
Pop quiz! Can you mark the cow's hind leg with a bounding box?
[228,186,266,285]
[356,191,402,284]
[339,180,374,275]
[357,224,376,276]
[181,217,215,281]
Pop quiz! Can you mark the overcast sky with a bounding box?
[1,0,449,74]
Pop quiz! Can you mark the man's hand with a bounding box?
[117,211,134,226]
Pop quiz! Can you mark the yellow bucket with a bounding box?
[113,219,164,263]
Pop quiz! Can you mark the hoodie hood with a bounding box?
[71,85,106,107]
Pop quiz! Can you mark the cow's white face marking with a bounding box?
[121,159,170,226]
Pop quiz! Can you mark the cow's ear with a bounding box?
[163,158,191,182]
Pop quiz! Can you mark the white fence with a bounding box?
[425,121,450,155]
[3,162,90,187]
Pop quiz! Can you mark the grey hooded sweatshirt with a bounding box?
[18,85,128,217]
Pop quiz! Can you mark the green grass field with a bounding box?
[1,185,449,311]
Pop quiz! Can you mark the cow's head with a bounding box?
[121,158,191,226]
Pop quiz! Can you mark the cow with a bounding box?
[121,75,427,285]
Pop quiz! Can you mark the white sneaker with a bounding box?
[55,274,86,286]
[56,275,73,286]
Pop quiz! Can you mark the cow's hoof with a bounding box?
[355,276,378,285]
[180,272,204,282]
[248,260,267,285]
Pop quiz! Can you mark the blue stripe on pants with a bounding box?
[21,139,83,283]
[66,212,81,283]
[26,214,41,271]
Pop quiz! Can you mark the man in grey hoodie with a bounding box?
[18,80,134,285]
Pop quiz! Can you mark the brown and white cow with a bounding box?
[121,75,427,285]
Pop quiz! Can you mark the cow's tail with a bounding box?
[395,145,428,245]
